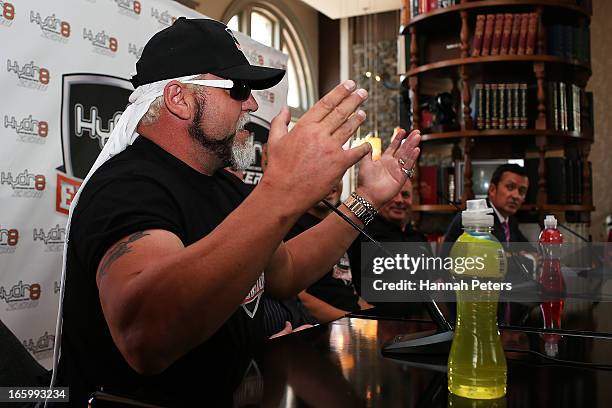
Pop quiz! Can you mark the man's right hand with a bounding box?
[260,80,371,214]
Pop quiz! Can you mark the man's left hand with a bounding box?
[356,128,421,208]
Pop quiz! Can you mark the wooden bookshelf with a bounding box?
[420,129,593,142]
[406,0,591,27]
[401,0,594,221]
[405,55,591,77]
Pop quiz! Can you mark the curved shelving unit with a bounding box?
[406,0,590,27]
[405,55,591,77]
[419,129,593,142]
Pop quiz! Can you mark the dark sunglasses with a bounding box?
[228,81,252,101]
[185,78,252,102]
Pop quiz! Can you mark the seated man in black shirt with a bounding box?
[348,178,431,297]
[54,18,422,403]
[286,181,371,323]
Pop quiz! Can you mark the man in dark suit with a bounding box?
[444,163,533,324]
[444,163,529,245]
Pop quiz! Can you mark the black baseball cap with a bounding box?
[131,18,285,89]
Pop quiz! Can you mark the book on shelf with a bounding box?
[546,81,584,132]
[419,0,428,15]
[419,166,438,205]
[526,13,538,55]
[418,164,458,205]
[543,157,591,205]
[546,157,568,204]
[517,13,529,55]
[472,82,530,130]
[471,14,486,57]
[471,13,541,57]
[520,83,528,128]
[409,0,456,18]
[490,14,505,56]
[481,14,495,56]
[499,13,513,55]
[509,13,522,55]
[491,84,499,129]
[475,83,484,129]
[498,83,506,129]
[547,24,590,65]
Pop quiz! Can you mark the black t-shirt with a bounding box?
[56,137,266,404]
[286,212,360,313]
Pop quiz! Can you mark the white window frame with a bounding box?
[222,0,316,121]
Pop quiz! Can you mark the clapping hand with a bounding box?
[356,128,421,208]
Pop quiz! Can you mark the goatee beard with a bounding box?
[188,96,255,170]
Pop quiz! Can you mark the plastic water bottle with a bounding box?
[538,215,564,356]
[448,199,507,399]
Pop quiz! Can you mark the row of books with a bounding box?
[472,13,538,57]
[524,158,592,205]
[419,165,457,205]
[473,83,531,130]
[547,82,583,132]
[410,0,457,18]
[547,24,591,65]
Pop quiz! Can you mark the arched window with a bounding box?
[222,1,315,120]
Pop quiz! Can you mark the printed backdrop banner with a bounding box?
[0,0,288,369]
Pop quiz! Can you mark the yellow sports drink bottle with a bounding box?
[448,199,507,399]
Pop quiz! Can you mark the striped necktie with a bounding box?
[502,221,510,242]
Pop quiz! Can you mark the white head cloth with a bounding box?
[49,74,206,388]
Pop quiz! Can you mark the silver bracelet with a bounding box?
[342,192,377,225]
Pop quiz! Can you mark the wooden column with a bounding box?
[409,25,420,131]
[409,25,418,69]
[401,0,410,27]
[533,62,546,130]
[536,135,548,208]
[462,137,474,203]
[460,11,472,129]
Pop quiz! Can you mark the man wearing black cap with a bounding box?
[53,18,421,403]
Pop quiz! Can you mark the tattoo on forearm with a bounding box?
[98,231,150,277]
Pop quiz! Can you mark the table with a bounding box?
[91,311,612,408]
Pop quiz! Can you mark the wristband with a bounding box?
[342,192,377,225]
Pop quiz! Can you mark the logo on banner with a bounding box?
[242,121,269,186]
[241,273,264,319]
[56,74,132,214]
[4,114,48,144]
[114,0,141,18]
[0,170,45,198]
[0,280,40,311]
[243,49,264,66]
[0,225,19,254]
[22,331,54,360]
[257,90,276,105]
[30,10,71,42]
[33,224,65,252]
[83,27,118,56]
[7,59,50,91]
[151,7,176,27]
[243,140,264,185]
[0,1,15,27]
[128,42,143,59]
